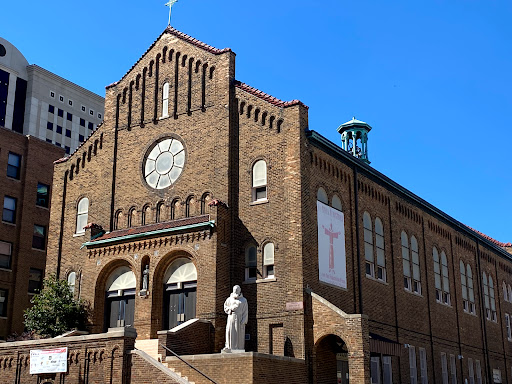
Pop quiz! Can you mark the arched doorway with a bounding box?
[104,266,136,330]
[315,334,349,384]
[163,258,197,329]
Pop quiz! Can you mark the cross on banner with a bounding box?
[165,0,179,26]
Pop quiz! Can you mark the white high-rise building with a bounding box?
[0,37,104,154]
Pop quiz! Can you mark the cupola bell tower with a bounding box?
[337,117,372,164]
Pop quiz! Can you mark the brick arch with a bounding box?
[92,258,136,333]
[150,249,197,337]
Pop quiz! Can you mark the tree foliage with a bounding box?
[24,275,87,338]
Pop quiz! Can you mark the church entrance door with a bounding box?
[162,258,198,330]
[165,283,196,329]
[103,266,136,331]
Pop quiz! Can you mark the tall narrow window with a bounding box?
[245,245,257,280]
[76,198,89,234]
[508,285,512,303]
[0,241,11,269]
[156,202,164,223]
[506,313,512,340]
[409,346,418,384]
[364,212,374,278]
[419,347,428,384]
[483,273,497,321]
[403,232,421,294]
[382,356,392,384]
[475,360,482,384]
[460,260,476,314]
[162,82,169,118]
[128,207,136,228]
[68,271,76,294]
[252,160,267,202]
[449,354,457,384]
[141,205,150,225]
[114,210,123,230]
[185,196,194,217]
[440,353,448,384]
[331,194,342,211]
[504,282,509,302]
[468,358,475,384]
[433,248,450,305]
[263,242,275,278]
[375,218,386,281]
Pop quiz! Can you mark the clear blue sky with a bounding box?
[2,1,511,244]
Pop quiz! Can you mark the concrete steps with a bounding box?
[134,339,195,384]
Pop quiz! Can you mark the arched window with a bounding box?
[76,198,89,234]
[171,199,179,220]
[162,82,169,118]
[185,196,194,217]
[504,281,509,303]
[374,218,385,281]
[363,212,374,277]
[141,205,150,226]
[156,202,164,223]
[114,210,123,230]
[263,242,275,278]
[245,245,257,280]
[68,271,76,294]
[433,248,450,305]
[482,272,497,322]
[402,232,421,294]
[317,187,328,204]
[105,266,136,329]
[127,207,136,228]
[331,194,342,211]
[508,285,512,304]
[461,261,475,314]
[201,193,211,215]
[252,160,267,202]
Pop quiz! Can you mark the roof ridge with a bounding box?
[106,27,231,90]
[234,80,308,109]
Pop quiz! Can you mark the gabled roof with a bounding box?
[234,80,308,109]
[106,27,232,90]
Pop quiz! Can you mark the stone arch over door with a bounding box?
[310,291,370,384]
[314,333,349,384]
[93,259,136,333]
[150,250,197,337]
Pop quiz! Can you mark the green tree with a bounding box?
[24,275,87,338]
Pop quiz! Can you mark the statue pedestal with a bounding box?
[221,348,245,354]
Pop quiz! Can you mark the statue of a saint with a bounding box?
[222,285,248,353]
[142,265,149,291]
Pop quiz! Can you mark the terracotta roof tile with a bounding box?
[106,27,231,90]
[234,80,308,109]
[90,215,211,243]
[466,225,512,247]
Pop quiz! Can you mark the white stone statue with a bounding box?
[222,285,248,353]
[142,265,149,291]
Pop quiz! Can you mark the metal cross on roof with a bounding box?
[165,0,179,26]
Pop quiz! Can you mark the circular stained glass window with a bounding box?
[144,137,185,189]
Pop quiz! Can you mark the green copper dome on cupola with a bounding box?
[337,117,372,164]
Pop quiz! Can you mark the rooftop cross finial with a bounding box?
[165,0,179,26]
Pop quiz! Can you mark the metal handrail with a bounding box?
[159,344,219,384]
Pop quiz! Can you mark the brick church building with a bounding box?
[2,27,510,384]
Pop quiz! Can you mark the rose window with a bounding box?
[144,138,185,189]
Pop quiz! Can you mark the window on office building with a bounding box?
[65,129,71,138]
[7,152,21,179]
[48,104,54,114]
[32,225,46,250]
[2,196,16,223]
[56,125,62,134]
[80,118,85,127]
[47,121,53,131]
[0,241,12,269]
[28,268,43,294]
[67,112,72,121]
[36,183,49,208]
[58,108,63,117]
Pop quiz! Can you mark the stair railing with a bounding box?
[159,344,219,384]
